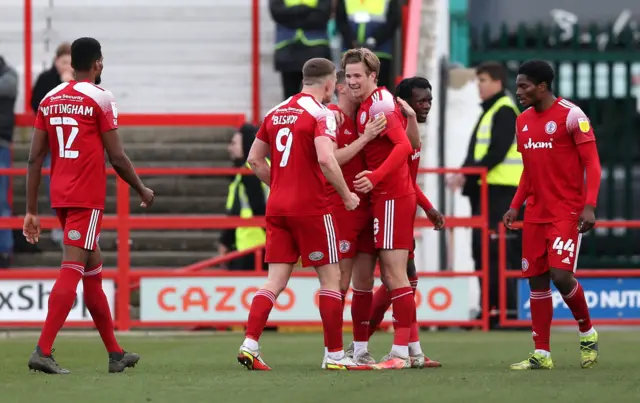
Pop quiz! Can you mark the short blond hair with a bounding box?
[340,48,380,77]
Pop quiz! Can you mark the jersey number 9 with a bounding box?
[276,128,293,167]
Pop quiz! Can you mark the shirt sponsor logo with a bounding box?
[523,138,553,150]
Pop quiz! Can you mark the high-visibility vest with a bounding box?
[225,162,269,251]
[473,96,523,186]
[275,0,330,50]
[343,0,393,59]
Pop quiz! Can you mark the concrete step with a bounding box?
[12,126,237,145]
[11,143,230,163]
[12,195,227,215]
[30,230,220,252]
[12,250,217,268]
[12,176,231,199]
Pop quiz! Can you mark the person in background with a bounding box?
[335,0,401,89]
[218,124,269,271]
[31,42,73,248]
[447,61,522,328]
[0,56,17,268]
[269,0,333,100]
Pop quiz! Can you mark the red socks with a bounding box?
[530,289,553,351]
[351,288,372,342]
[245,289,275,342]
[37,262,84,356]
[562,282,593,333]
[391,287,415,348]
[368,286,391,338]
[318,290,344,353]
[83,264,122,354]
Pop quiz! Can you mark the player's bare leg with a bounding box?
[338,257,354,307]
[29,244,90,374]
[551,268,598,368]
[373,249,413,369]
[511,272,554,370]
[316,263,367,370]
[347,252,376,364]
[238,263,294,371]
[84,247,140,373]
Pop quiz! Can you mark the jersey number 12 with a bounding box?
[50,116,79,159]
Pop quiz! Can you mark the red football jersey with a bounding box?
[516,97,596,222]
[256,93,337,216]
[408,146,421,185]
[356,87,414,203]
[34,81,118,210]
[325,104,368,209]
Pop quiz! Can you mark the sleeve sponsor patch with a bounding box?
[578,118,590,133]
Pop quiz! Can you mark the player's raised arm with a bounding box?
[396,97,421,149]
[363,119,413,188]
[247,123,272,185]
[334,115,385,165]
[316,135,359,210]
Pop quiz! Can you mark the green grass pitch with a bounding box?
[1,330,638,403]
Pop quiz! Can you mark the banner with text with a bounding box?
[0,280,115,322]
[517,278,640,320]
[140,277,471,322]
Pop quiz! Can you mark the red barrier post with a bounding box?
[115,178,131,330]
[251,0,261,124]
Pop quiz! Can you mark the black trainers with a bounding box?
[28,347,71,374]
[108,351,140,373]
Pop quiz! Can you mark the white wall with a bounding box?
[0,0,282,118]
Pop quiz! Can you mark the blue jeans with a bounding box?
[0,146,14,254]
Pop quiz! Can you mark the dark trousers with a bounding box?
[468,185,522,327]
[281,71,304,100]
[228,252,267,272]
[377,58,393,90]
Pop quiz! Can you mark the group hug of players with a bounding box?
[24,38,601,374]
[237,49,602,371]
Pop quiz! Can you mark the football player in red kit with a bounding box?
[327,70,385,365]
[24,37,154,374]
[238,58,363,371]
[342,48,423,369]
[365,77,444,368]
[503,60,601,370]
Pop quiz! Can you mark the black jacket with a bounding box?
[0,57,17,144]
[269,0,332,73]
[31,66,63,113]
[462,90,518,196]
[335,0,401,49]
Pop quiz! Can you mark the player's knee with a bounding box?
[381,269,408,291]
[62,245,90,265]
[528,273,551,291]
[550,269,576,294]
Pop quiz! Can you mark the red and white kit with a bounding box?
[357,88,416,250]
[257,93,340,267]
[326,104,375,258]
[35,81,117,250]
[513,98,600,277]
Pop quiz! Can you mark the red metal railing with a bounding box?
[0,167,491,331]
[498,221,640,327]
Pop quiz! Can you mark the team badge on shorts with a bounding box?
[545,121,557,135]
[339,240,350,253]
[309,251,324,262]
[68,230,81,241]
[521,258,529,272]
